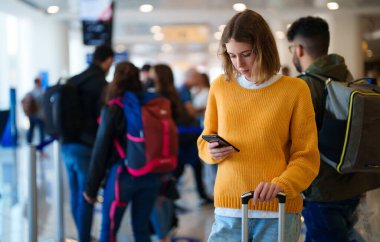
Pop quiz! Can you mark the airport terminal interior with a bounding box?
[1,0,380,241]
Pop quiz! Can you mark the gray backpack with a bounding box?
[302,72,380,173]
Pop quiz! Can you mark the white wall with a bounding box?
[0,0,69,128]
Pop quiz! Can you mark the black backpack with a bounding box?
[43,73,93,140]
[300,72,380,173]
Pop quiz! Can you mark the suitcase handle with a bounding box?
[241,191,286,204]
[241,191,286,242]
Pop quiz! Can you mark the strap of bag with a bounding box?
[107,97,126,159]
[298,72,330,130]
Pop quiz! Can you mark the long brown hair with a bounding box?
[219,9,280,84]
[105,61,143,102]
[151,64,185,121]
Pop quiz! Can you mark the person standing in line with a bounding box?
[84,62,161,242]
[24,77,45,145]
[191,72,210,127]
[148,63,184,242]
[140,63,155,91]
[197,9,320,241]
[61,45,114,242]
[175,67,213,205]
[287,16,380,242]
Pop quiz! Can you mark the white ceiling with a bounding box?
[12,0,380,61]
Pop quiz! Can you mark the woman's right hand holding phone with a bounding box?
[208,141,234,160]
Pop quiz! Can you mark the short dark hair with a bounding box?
[287,16,330,58]
[141,64,151,72]
[93,45,114,63]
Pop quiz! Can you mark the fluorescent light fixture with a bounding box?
[140,4,153,13]
[233,3,247,12]
[327,2,339,10]
[150,25,162,33]
[47,5,60,14]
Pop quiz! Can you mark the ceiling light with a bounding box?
[140,4,154,13]
[150,25,162,33]
[233,3,247,12]
[218,25,226,32]
[46,5,60,14]
[327,2,339,10]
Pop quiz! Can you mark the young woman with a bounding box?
[84,61,161,242]
[197,9,320,242]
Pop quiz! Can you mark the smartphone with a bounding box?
[202,134,240,152]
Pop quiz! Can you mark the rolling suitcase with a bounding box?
[241,191,286,242]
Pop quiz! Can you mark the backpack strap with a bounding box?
[298,72,330,131]
[107,97,126,159]
[108,97,123,107]
[298,72,331,85]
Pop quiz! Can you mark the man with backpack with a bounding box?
[287,16,380,242]
[61,44,114,242]
[23,77,45,145]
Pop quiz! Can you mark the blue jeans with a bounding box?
[27,116,44,145]
[303,197,362,242]
[208,213,301,242]
[61,143,94,242]
[100,162,160,242]
[150,196,175,239]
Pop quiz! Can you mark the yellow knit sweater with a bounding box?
[197,75,320,213]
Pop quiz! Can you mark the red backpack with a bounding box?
[110,92,178,176]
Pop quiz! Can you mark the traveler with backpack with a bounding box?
[22,77,45,145]
[60,45,114,242]
[84,61,177,242]
[287,16,380,242]
[197,10,320,241]
[148,63,191,241]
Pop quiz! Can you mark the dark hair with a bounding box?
[93,45,114,64]
[141,64,151,72]
[105,61,143,101]
[151,64,184,121]
[200,73,210,88]
[219,9,280,84]
[286,16,330,58]
[34,77,41,84]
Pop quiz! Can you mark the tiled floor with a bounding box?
[1,139,380,242]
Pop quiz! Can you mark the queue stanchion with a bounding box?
[53,140,65,242]
[28,145,38,242]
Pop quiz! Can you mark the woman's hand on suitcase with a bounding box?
[253,182,284,205]
[208,141,234,160]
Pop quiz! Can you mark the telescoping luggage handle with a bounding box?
[241,192,286,242]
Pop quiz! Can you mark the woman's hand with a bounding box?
[208,141,234,160]
[83,192,97,204]
[253,182,284,205]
